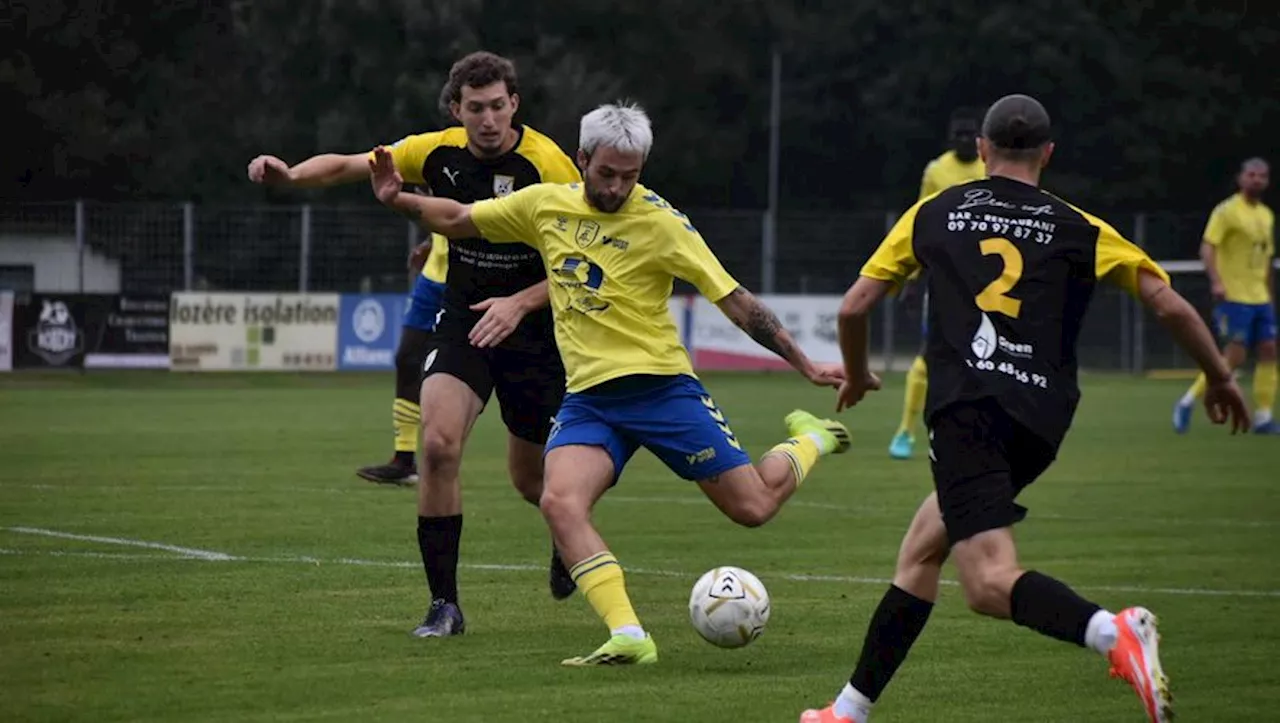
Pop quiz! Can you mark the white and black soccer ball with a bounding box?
[688,566,770,648]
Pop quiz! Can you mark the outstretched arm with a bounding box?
[1138,269,1249,432]
[370,147,479,239]
[715,287,842,387]
[247,153,369,188]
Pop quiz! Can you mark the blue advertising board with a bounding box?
[337,294,405,370]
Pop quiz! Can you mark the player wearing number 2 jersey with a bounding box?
[801,94,1250,723]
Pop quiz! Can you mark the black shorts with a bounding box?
[421,315,565,444]
[928,397,1058,545]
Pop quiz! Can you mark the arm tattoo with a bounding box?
[728,287,799,362]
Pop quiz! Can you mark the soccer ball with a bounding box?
[688,566,771,648]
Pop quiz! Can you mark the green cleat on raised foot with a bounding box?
[785,409,852,455]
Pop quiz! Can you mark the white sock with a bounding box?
[806,431,834,455]
[1178,390,1196,407]
[1084,609,1118,656]
[832,683,873,721]
[1255,409,1273,426]
[611,624,646,641]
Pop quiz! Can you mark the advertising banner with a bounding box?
[688,294,843,370]
[337,294,405,370]
[0,291,12,372]
[169,292,339,371]
[84,295,170,369]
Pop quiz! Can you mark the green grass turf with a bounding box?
[1,370,1277,722]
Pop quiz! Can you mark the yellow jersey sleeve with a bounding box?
[519,126,583,184]
[1202,203,1229,246]
[378,132,446,185]
[469,185,543,246]
[1089,215,1169,295]
[918,162,940,201]
[666,216,740,302]
[420,234,449,283]
[861,201,924,288]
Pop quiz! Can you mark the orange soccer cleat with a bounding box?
[1107,607,1174,722]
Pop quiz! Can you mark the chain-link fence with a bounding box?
[0,201,1264,373]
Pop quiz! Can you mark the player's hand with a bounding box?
[1210,280,1226,302]
[408,239,432,274]
[803,361,845,388]
[469,296,527,349]
[835,372,882,412]
[247,155,292,185]
[1204,376,1250,433]
[369,146,404,205]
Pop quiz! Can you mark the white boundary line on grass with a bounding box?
[4,526,1280,600]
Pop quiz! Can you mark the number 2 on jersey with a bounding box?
[975,237,1023,318]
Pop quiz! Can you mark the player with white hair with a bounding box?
[368,101,853,666]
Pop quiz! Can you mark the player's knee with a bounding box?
[1258,340,1278,361]
[538,487,588,529]
[420,426,463,472]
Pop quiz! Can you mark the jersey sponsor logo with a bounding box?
[602,235,630,251]
[575,219,602,248]
[442,167,459,185]
[554,215,569,232]
[493,174,515,197]
[971,313,997,360]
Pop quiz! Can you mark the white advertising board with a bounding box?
[169,292,339,371]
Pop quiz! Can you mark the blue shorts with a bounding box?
[545,374,753,483]
[1214,302,1277,347]
[403,275,446,332]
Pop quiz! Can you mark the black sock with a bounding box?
[394,450,415,467]
[1009,570,1101,647]
[848,585,935,702]
[417,515,463,604]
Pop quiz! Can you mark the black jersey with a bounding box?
[385,124,580,335]
[862,176,1168,446]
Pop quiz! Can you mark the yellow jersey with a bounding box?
[920,150,986,201]
[421,234,448,283]
[471,183,740,392]
[1203,193,1275,304]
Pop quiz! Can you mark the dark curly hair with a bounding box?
[441,51,519,107]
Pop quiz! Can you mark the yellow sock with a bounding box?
[1183,373,1207,404]
[1252,363,1277,421]
[570,552,642,634]
[766,434,821,487]
[898,356,928,436]
[393,399,420,454]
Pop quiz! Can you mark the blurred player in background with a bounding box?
[250,51,583,637]
[370,102,852,666]
[1173,157,1277,434]
[803,94,1249,723]
[888,108,986,460]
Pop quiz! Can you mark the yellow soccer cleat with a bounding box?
[785,409,852,455]
[560,633,658,666]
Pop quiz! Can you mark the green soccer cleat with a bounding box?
[560,633,659,666]
[785,409,852,455]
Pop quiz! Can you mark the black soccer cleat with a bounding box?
[549,546,577,600]
[355,459,418,486]
[412,599,466,638]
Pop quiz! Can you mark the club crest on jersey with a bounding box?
[493,174,515,197]
[575,220,601,248]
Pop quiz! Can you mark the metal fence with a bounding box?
[0,201,1253,373]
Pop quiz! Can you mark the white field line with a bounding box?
[3,527,1279,599]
